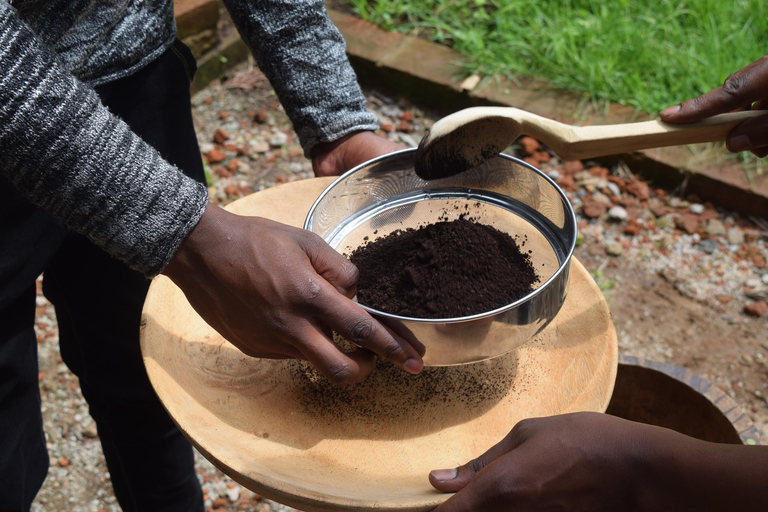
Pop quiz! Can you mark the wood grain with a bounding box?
[140,178,618,512]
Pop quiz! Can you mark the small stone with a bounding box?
[605,242,624,256]
[82,423,98,439]
[582,199,606,219]
[199,142,215,154]
[205,148,226,163]
[689,203,705,214]
[226,485,240,502]
[212,498,227,508]
[698,238,718,255]
[227,159,242,173]
[555,175,576,192]
[249,140,269,153]
[716,295,732,304]
[606,182,621,197]
[547,170,562,181]
[705,218,726,236]
[269,132,288,147]
[655,216,673,229]
[380,104,402,118]
[58,458,69,467]
[744,301,768,317]
[727,227,745,245]
[746,278,761,289]
[623,220,642,236]
[677,213,700,234]
[762,274,768,284]
[534,150,551,163]
[562,160,584,175]
[607,206,628,221]
[659,233,675,248]
[591,192,612,205]
[397,133,418,147]
[626,181,650,200]
[253,109,268,123]
[395,120,413,133]
[401,110,414,122]
[213,128,230,144]
[519,136,541,155]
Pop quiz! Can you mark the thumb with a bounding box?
[429,420,530,492]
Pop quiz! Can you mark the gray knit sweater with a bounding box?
[0,0,378,276]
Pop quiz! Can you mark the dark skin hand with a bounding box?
[311,130,406,177]
[163,130,419,384]
[661,55,768,158]
[429,412,768,512]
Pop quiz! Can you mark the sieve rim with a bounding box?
[304,148,577,324]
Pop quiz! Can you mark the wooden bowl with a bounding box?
[140,178,618,512]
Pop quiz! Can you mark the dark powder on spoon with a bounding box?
[349,218,540,318]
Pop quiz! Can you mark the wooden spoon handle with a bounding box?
[540,110,767,161]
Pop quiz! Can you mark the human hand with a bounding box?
[163,204,425,384]
[428,412,686,512]
[660,56,768,158]
[311,130,406,177]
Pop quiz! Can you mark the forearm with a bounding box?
[640,432,768,511]
[0,6,208,276]
[221,0,379,155]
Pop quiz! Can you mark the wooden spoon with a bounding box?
[413,106,767,180]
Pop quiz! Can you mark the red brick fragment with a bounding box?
[744,301,767,317]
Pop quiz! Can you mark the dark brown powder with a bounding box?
[349,218,539,318]
[287,341,519,422]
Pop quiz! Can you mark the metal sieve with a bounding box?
[304,148,577,366]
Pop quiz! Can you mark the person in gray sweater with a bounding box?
[0,1,422,510]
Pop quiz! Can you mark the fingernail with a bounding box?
[728,134,752,152]
[430,468,458,481]
[660,105,681,117]
[403,358,423,374]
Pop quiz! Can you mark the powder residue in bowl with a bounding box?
[349,218,540,318]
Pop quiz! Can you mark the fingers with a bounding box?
[322,292,424,376]
[376,315,427,358]
[660,56,768,123]
[297,329,377,384]
[725,113,768,155]
[303,235,425,375]
[304,233,359,299]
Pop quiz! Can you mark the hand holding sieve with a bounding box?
[413,106,768,180]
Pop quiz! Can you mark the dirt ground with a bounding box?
[575,244,768,438]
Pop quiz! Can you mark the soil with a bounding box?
[350,218,539,318]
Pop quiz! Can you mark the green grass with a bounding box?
[344,0,767,116]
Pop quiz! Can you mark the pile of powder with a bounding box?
[349,218,539,318]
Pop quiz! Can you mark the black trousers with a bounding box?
[0,40,206,512]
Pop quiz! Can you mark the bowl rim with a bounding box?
[304,147,578,324]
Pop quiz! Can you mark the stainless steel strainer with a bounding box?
[304,148,577,365]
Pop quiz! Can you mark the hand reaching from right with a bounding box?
[661,56,768,158]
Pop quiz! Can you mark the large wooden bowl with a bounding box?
[140,178,618,512]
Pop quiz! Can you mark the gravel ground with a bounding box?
[32,60,768,510]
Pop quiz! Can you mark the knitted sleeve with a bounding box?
[221,0,379,156]
[0,5,209,277]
